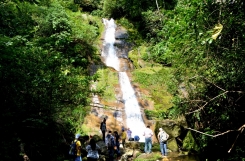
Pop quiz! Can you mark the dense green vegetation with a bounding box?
[1,0,245,160]
[0,0,102,160]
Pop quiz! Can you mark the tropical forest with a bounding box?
[0,0,244,161]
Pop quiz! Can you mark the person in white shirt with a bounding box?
[157,128,169,156]
[143,125,153,154]
[86,138,100,161]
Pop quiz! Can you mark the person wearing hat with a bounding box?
[74,134,82,161]
[157,128,169,157]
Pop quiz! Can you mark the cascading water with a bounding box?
[102,18,119,71]
[102,18,146,142]
[119,72,146,142]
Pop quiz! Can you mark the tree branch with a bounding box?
[181,100,206,103]
[228,124,245,153]
[184,75,244,114]
[186,124,245,138]
[186,127,214,137]
[204,78,225,91]
[186,91,228,114]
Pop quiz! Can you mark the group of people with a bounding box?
[100,118,128,161]
[71,118,170,161]
[104,130,121,161]
[101,118,170,158]
[71,134,100,161]
[100,118,134,143]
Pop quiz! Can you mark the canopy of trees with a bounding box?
[1,0,244,160]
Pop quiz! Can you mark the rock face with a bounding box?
[109,24,133,72]
[115,26,128,39]
[168,138,179,152]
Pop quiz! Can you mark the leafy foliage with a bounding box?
[141,0,245,160]
[0,0,101,160]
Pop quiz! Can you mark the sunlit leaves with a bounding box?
[34,3,71,37]
[211,23,223,40]
[0,2,35,36]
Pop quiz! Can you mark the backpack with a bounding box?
[160,131,169,142]
[69,140,77,157]
[128,138,134,141]
[134,135,140,141]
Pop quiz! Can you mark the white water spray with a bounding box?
[102,18,119,71]
[119,72,146,142]
[102,18,146,142]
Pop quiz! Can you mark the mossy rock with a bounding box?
[125,141,142,150]
[182,130,199,152]
[128,46,149,69]
[92,134,102,142]
[167,138,179,152]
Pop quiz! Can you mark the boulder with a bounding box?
[115,26,128,39]
[96,140,108,154]
[92,134,102,142]
[120,148,134,161]
[125,141,141,149]
[167,138,179,152]
[182,130,199,152]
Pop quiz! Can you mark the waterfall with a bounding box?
[102,18,145,142]
[119,72,146,142]
[102,18,119,71]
